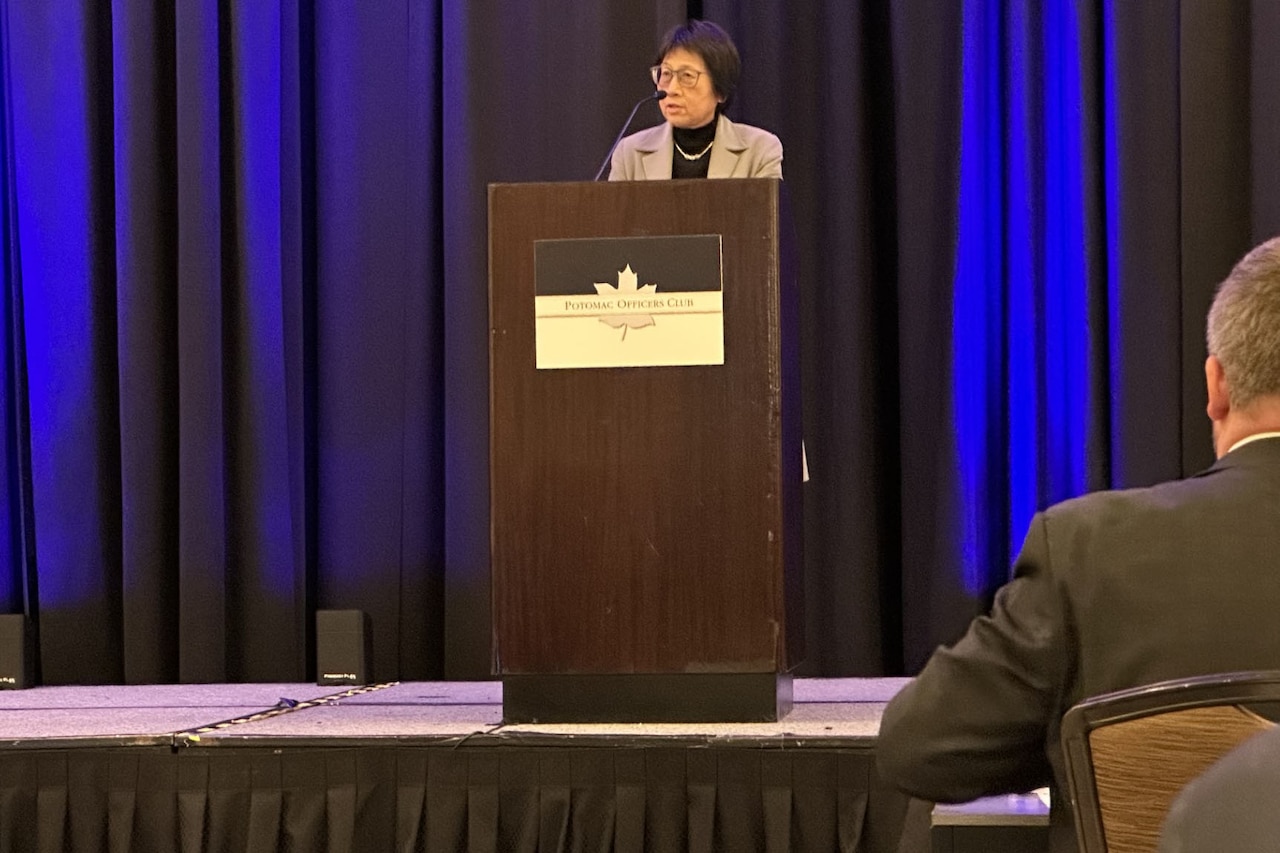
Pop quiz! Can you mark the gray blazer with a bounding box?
[608,114,783,181]
[875,436,1280,853]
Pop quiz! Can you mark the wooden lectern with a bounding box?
[488,179,802,723]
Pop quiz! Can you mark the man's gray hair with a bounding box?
[1206,236,1280,410]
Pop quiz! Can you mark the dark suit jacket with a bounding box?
[1158,724,1280,852]
[876,435,1280,853]
[608,114,783,180]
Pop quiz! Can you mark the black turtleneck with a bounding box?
[671,118,717,179]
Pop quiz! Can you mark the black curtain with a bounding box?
[2,0,1279,685]
[707,0,1280,672]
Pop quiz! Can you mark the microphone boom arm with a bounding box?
[593,91,667,181]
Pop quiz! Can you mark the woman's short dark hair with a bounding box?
[655,20,741,108]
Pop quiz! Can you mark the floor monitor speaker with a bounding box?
[316,609,371,686]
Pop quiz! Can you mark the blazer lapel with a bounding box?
[640,124,673,180]
[634,116,745,179]
[707,114,745,178]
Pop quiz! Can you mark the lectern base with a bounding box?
[502,672,793,724]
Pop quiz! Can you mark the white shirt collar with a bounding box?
[1227,431,1280,454]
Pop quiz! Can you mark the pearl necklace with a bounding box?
[675,140,714,160]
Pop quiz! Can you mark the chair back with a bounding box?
[1061,671,1280,853]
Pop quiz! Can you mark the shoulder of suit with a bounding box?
[1047,439,1280,521]
[1036,464,1235,537]
[619,122,668,153]
[718,116,782,150]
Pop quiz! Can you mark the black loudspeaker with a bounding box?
[0,614,34,690]
[316,609,371,686]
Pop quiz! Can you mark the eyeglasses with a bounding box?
[650,65,704,89]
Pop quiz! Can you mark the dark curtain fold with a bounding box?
[309,0,443,681]
[2,0,1280,684]
[173,0,309,682]
[114,0,179,683]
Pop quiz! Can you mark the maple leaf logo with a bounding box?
[594,264,657,340]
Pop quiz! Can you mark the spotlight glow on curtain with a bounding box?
[952,0,1109,594]
[5,4,116,611]
[1,0,35,614]
[953,0,1004,594]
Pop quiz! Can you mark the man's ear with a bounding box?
[1206,355,1231,421]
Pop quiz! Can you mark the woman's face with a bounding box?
[657,47,722,130]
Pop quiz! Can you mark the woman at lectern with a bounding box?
[608,20,783,181]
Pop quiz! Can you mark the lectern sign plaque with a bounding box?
[533,234,724,369]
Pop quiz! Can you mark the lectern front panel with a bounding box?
[489,179,801,719]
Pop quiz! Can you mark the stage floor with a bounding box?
[0,677,908,746]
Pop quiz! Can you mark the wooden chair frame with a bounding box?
[1062,671,1280,853]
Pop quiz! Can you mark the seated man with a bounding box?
[876,235,1280,853]
[1158,725,1280,853]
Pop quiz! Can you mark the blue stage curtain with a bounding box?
[0,0,682,684]
[0,0,35,619]
[708,0,1280,672]
[0,0,456,683]
[3,0,1280,683]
